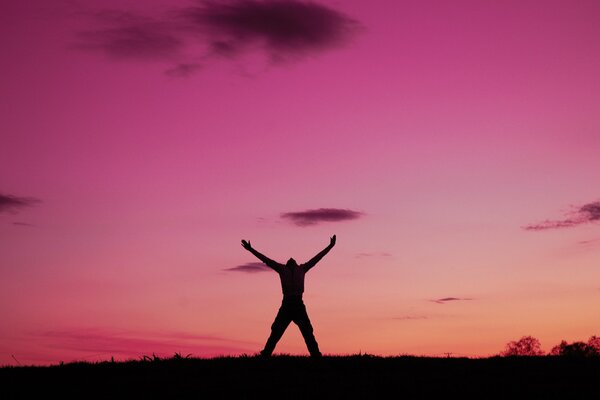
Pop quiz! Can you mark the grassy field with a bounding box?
[1,354,599,399]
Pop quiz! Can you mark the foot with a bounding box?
[259,350,272,358]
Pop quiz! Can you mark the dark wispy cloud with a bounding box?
[523,201,600,231]
[76,1,360,75]
[183,0,358,58]
[77,10,183,60]
[0,193,40,214]
[281,208,364,226]
[224,262,271,273]
[12,222,35,227]
[429,297,473,304]
[165,62,202,77]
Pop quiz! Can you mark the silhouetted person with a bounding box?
[241,235,336,358]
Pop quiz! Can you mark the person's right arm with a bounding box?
[241,240,282,272]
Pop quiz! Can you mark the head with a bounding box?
[286,258,298,267]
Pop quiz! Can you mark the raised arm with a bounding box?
[241,240,282,272]
[303,235,336,272]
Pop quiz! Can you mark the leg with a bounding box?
[292,302,322,357]
[261,303,292,356]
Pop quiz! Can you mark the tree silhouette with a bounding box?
[549,340,567,356]
[549,340,599,357]
[587,335,600,352]
[501,336,544,356]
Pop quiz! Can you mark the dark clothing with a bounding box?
[247,244,333,356]
[261,295,321,357]
[266,262,308,296]
[248,244,333,296]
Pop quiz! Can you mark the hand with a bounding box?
[241,240,252,250]
[330,234,336,247]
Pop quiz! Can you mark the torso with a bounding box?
[278,265,306,296]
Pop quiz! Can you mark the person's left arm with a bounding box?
[303,235,336,272]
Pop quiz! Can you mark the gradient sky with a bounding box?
[1,0,600,365]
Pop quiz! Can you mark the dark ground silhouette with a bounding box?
[241,235,336,357]
[2,355,600,399]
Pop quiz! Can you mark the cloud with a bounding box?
[224,262,271,273]
[429,297,472,304]
[33,328,253,359]
[578,238,600,246]
[12,222,35,227]
[524,220,579,230]
[76,1,359,75]
[183,0,359,58]
[0,193,40,214]
[355,252,392,258]
[165,62,202,77]
[77,11,183,60]
[523,200,600,231]
[392,316,428,321]
[281,207,364,226]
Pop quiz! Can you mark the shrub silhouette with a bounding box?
[501,336,544,356]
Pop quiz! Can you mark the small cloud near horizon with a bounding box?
[578,238,600,246]
[75,0,360,76]
[224,262,271,273]
[30,328,254,360]
[355,252,392,258]
[281,207,364,226]
[0,193,40,214]
[429,297,473,304]
[523,200,600,231]
[392,315,428,321]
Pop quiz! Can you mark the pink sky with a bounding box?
[1,0,599,365]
